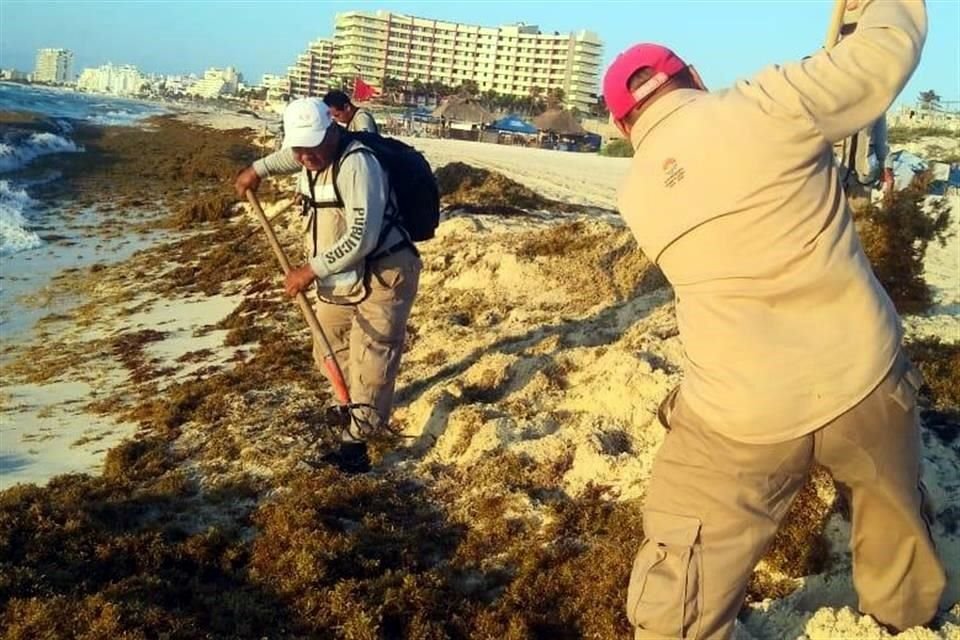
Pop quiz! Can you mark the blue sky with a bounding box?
[2,1,958,108]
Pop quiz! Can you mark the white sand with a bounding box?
[0,214,246,488]
[1,207,164,487]
[0,378,129,488]
[174,109,277,132]
[0,289,243,489]
[403,136,631,209]
[895,135,960,163]
[902,195,960,344]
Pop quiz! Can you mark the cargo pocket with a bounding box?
[358,340,396,388]
[627,510,703,638]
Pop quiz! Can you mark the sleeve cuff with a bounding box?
[308,256,328,279]
[252,159,270,178]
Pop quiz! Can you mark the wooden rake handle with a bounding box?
[824,0,848,49]
[245,190,351,405]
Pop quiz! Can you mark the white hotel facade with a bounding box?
[34,48,73,84]
[77,64,145,96]
[286,11,602,113]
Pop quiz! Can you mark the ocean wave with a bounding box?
[0,132,83,173]
[0,180,41,255]
[1,83,167,126]
[89,109,153,126]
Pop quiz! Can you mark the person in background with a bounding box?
[323,90,379,134]
[604,0,944,637]
[831,8,897,207]
[836,115,896,208]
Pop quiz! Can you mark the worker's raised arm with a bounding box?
[751,0,926,145]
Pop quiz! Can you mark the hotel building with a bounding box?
[34,48,73,84]
[287,38,336,98]
[77,63,145,95]
[285,12,602,112]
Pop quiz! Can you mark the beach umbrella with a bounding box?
[489,113,539,135]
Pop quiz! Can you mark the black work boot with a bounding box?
[317,441,371,474]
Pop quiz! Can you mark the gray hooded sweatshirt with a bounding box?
[252,140,405,296]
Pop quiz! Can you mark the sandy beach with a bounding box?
[1,111,958,639]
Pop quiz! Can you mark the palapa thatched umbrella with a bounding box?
[532,109,586,135]
[431,96,495,124]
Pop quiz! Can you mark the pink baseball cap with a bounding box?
[603,44,688,120]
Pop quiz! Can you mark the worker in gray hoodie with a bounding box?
[234,97,420,473]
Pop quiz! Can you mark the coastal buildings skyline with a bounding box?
[16,49,247,100]
[23,8,606,115]
[186,66,242,98]
[5,2,957,111]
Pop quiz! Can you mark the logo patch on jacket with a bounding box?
[662,157,686,188]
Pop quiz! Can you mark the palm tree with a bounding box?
[381,76,404,104]
[458,79,479,97]
[479,89,499,113]
[918,90,942,110]
[545,87,565,111]
[515,95,533,116]
[412,79,425,102]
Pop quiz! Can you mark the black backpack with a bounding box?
[332,132,440,242]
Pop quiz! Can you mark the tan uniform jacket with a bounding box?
[618,0,927,443]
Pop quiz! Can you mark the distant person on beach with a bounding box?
[323,90,379,134]
[234,97,420,474]
[837,115,896,207]
[827,12,897,207]
[604,1,944,638]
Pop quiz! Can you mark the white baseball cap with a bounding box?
[281,97,334,149]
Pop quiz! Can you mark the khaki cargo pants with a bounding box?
[629,351,946,639]
[313,248,421,439]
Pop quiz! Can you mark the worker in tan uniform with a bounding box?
[603,1,945,637]
[235,98,420,473]
[323,90,379,134]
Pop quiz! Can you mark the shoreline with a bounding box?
[1,110,264,487]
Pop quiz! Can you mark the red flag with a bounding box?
[352,77,378,103]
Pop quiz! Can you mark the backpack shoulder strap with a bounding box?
[331,144,376,206]
[331,142,403,256]
[332,142,388,208]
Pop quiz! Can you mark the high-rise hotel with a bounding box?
[286,11,602,113]
[287,38,336,100]
[34,48,74,84]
